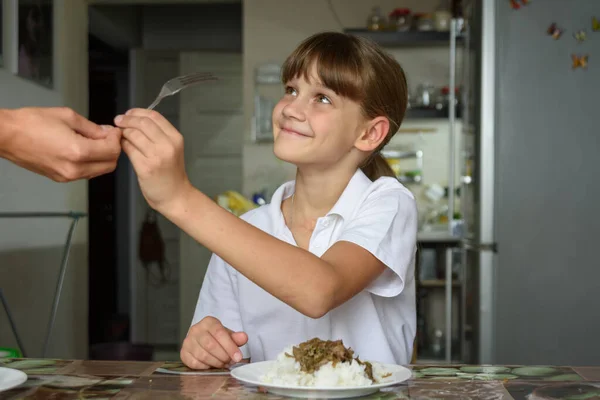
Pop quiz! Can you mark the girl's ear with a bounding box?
[354,116,389,152]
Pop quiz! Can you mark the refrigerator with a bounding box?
[457,0,600,366]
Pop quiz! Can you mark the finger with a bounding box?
[125,109,180,141]
[121,128,154,157]
[181,350,209,370]
[100,125,123,139]
[191,336,228,367]
[114,115,165,144]
[230,331,249,347]
[121,138,146,170]
[212,327,243,363]
[67,134,121,164]
[57,107,108,139]
[199,331,232,365]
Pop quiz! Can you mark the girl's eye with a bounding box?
[316,94,331,104]
[285,86,297,96]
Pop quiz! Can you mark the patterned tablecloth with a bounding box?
[1,358,599,399]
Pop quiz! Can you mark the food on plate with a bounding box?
[260,338,392,387]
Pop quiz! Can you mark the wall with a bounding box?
[0,0,89,358]
[124,2,243,349]
[142,3,241,51]
[243,0,462,205]
[89,5,142,50]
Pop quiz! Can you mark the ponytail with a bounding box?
[361,152,396,181]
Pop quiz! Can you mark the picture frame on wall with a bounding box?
[17,0,53,88]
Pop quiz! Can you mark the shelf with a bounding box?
[419,279,461,288]
[398,174,422,184]
[417,231,461,244]
[382,150,422,159]
[406,107,462,120]
[344,29,464,48]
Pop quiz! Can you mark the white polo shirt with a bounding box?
[191,169,417,365]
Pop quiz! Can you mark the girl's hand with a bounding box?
[181,316,248,369]
[115,109,191,212]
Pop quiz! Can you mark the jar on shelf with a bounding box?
[434,87,446,110]
[366,6,386,31]
[388,8,412,32]
[414,13,434,31]
[433,0,452,31]
[451,0,465,32]
[433,10,451,31]
[440,86,461,108]
[413,83,436,108]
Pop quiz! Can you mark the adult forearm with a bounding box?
[0,109,18,159]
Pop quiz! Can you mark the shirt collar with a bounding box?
[268,169,372,233]
[326,169,373,220]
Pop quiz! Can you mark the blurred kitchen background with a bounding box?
[0,0,599,366]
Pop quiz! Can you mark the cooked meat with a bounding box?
[285,338,375,381]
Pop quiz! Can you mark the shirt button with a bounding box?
[322,220,330,227]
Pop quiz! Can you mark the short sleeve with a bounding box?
[336,184,417,297]
[191,253,250,358]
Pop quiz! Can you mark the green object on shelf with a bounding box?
[0,347,21,358]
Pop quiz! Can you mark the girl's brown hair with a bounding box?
[281,31,408,181]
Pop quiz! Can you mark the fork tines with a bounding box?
[179,73,218,85]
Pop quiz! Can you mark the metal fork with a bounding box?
[147,72,218,110]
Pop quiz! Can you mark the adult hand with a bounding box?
[180,316,248,369]
[115,108,191,212]
[0,107,122,182]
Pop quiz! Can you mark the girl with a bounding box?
[115,31,417,368]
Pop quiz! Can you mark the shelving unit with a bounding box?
[251,30,465,135]
[343,29,463,47]
[416,236,463,364]
[345,23,467,364]
[382,149,423,185]
[420,279,461,288]
[252,64,283,143]
[407,106,462,120]
[343,28,464,124]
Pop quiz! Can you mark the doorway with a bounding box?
[87,33,132,352]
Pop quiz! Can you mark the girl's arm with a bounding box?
[116,109,391,318]
[166,186,386,318]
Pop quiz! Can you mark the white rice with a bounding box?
[260,346,389,387]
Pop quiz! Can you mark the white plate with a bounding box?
[230,361,411,399]
[0,367,27,393]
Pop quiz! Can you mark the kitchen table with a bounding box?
[0,358,599,399]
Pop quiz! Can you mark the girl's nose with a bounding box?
[282,98,306,121]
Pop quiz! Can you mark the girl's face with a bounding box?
[272,64,367,169]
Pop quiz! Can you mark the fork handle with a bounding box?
[147,97,161,110]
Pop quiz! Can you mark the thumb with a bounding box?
[230,331,248,347]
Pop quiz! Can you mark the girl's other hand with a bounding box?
[115,108,191,212]
[180,316,248,370]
